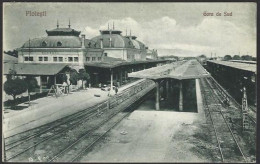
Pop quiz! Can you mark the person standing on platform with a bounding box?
[115,86,118,95]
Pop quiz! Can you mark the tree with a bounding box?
[61,74,68,84]
[199,54,206,58]
[233,55,241,60]
[241,55,252,61]
[78,69,90,89]
[24,76,39,105]
[69,70,79,85]
[4,50,18,58]
[4,77,28,105]
[223,55,232,61]
[6,69,17,81]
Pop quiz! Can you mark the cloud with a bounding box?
[84,16,256,57]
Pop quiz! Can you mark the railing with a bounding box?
[108,79,154,109]
[78,79,154,116]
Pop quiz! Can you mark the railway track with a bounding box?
[4,79,154,162]
[200,77,247,163]
[5,101,106,150]
[51,89,152,162]
[208,76,256,125]
[5,103,105,161]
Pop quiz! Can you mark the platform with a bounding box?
[78,80,208,162]
[3,79,146,137]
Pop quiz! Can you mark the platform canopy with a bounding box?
[208,60,256,73]
[85,57,168,68]
[128,60,210,80]
[3,63,70,76]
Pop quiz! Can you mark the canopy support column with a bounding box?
[109,69,113,96]
[166,79,169,100]
[179,80,183,111]
[155,80,160,110]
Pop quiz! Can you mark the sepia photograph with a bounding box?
[2,2,257,163]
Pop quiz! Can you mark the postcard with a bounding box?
[2,2,257,163]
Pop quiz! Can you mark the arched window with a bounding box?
[42,41,47,47]
[57,41,62,47]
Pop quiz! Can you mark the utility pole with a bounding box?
[242,86,249,131]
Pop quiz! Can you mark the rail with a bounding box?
[4,79,155,162]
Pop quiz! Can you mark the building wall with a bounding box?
[18,49,85,67]
[102,48,147,61]
[103,49,126,60]
[84,50,104,63]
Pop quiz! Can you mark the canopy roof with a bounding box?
[85,57,168,68]
[128,60,210,80]
[208,60,256,73]
[4,63,70,75]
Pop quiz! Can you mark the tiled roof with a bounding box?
[208,60,256,73]
[3,63,69,75]
[128,60,210,80]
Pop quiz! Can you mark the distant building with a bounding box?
[160,56,177,61]
[146,49,158,60]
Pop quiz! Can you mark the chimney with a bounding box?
[81,34,85,48]
[109,37,112,47]
[100,38,103,49]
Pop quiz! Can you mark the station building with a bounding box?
[4,22,169,91]
[17,23,103,68]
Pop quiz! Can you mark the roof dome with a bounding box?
[126,36,146,50]
[91,30,134,49]
[22,36,82,48]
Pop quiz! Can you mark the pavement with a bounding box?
[3,79,145,138]
[79,79,211,162]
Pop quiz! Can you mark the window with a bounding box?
[92,57,96,61]
[53,57,57,62]
[68,57,73,62]
[86,57,90,61]
[57,41,62,47]
[42,41,47,47]
[29,57,33,61]
[25,57,29,61]
[39,57,43,61]
[44,57,48,61]
[74,57,78,62]
[98,57,101,61]
[59,57,63,62]
[104,53,107,57]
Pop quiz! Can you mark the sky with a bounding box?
[3,2,256,57]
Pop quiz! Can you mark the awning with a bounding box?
[3,63,70,76]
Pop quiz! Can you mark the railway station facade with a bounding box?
[4,23,166,89]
